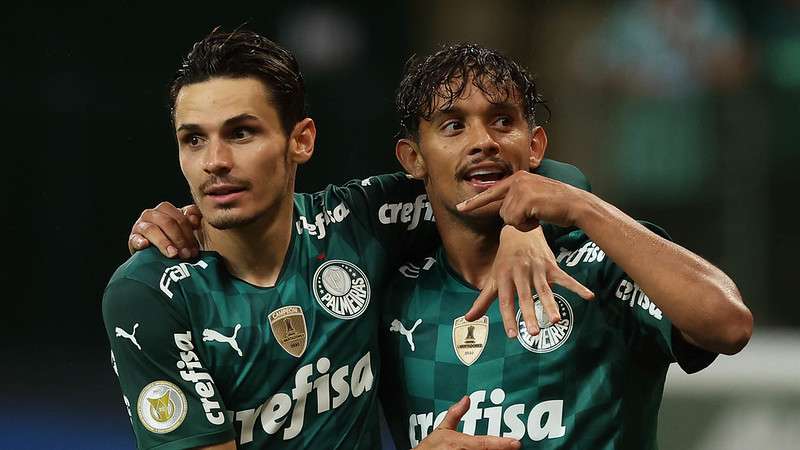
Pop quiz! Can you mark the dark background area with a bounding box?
[2,2,797,449]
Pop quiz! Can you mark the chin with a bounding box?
[206,210,259,230]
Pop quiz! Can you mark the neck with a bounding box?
[435,209,501,289]
[202,194,295,287]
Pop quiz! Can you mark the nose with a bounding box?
[467,124,500,158]
[203,138,233,175]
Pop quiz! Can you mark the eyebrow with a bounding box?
[431,101,520,122]
[176,113,260,133]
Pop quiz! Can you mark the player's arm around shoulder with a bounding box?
[325,172,438,260]
[102,252,235,450]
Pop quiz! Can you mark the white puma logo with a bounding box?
[389,319,422,351]
[115,323,141,350]
[203,324,243,357]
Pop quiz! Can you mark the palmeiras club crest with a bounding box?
[312,260,371,319]
[516,293,574,354]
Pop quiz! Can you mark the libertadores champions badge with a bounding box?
[452,315,489,366]
[313,260,371,319]
[137,380,187,434]
[269,305,308,357]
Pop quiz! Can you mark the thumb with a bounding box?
[438,396,470,430]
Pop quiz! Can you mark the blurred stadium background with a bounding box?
[2,1,797,449]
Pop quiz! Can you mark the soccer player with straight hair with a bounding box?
[104,29,593,449]
[379,43,753,449]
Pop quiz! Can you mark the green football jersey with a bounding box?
[102,160,588,449]
[379,224,717,450]
[103,173,437,450]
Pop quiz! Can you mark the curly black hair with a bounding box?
[169,28,306,135]
[396,43,546,139]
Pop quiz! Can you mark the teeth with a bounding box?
[467,169,503,177]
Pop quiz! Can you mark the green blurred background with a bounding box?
[2,1,797,448]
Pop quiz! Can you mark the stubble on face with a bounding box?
[193,140,291,231]
[417,86,531,229]
[175,77,295,233]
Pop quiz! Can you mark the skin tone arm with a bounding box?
[127,202,592,337]
[458,171,753,355]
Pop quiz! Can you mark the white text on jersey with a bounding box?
[378,194,434,230]
[234,351,374,443]
[555,241,606,267]
[408,389,565,447]
[398,257,436,279]
[173,331,226,425]
[408,388,567,447]
[615,279,663,320]
[159,260,208,299]
[295,202,350,240]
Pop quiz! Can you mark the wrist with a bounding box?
[571,189,602,230]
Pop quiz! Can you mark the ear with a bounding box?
[288,118,316,165]
[528,126,548,170]
[395,138,427,179]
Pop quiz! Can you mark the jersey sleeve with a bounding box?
[328,160,592,261]
[534,158,592,193]
[327,172,439,261]
[598,222,717,374]
[103,277,235,449]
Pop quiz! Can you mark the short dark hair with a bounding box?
[169,28,306,135]
[396,43,546,139]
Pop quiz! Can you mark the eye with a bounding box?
[441,120,464,134]
[231,127,255,141]
[494,116,513,127]
[181,134,205,149]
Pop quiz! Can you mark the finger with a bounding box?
[181,204,203,229]
[498,196,540,232]
[141,205,195,258]
[513,264,538,337]
[467,279,496,322]
[497,271,518,338]
[438,396,470,430]
[535,274,561,326]
[456,180,510,212]
[552,269,595,301]
[135,219,179,258]
[128,233,150,255]
[155,202,198,258]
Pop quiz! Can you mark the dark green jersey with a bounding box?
[102,161,587,449]
[379,224,717,450]
[103,173,438,450]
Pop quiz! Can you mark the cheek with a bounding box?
[178,153,201,187]
[501,134,532,161]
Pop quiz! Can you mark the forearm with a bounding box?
[574,192,752,354]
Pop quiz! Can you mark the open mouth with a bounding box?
[462,165,511,190]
